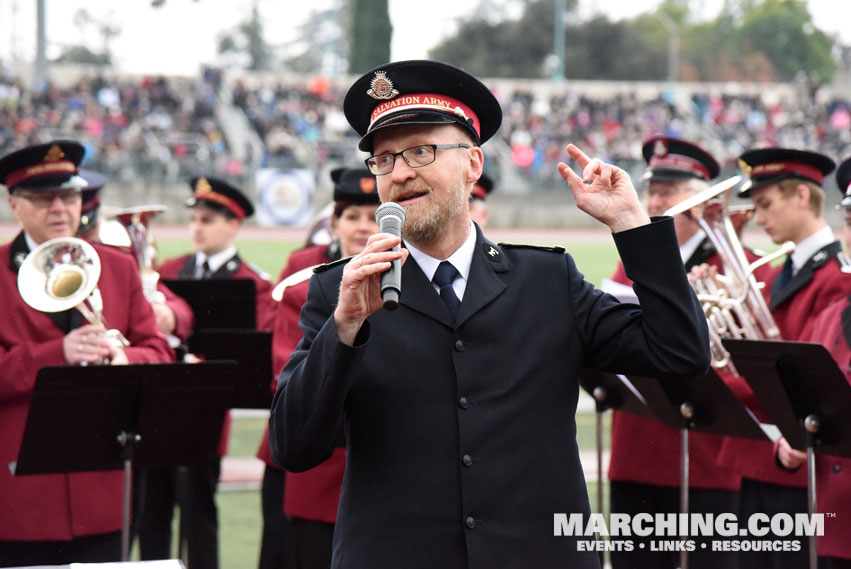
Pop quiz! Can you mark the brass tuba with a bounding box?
[18,237,129,350]
[664,176,792,373]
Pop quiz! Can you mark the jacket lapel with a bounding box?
[211,254,242,279]
[178,256,196,279]
[770,241,841,310]
[684,237,716,272]
[398,225,508,329]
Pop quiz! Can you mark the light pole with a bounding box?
[656,11,680,85]
[553,0,565,81]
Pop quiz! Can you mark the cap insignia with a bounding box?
[44,145,65,162]
[359,178,376,193]
[653,140,667,157]
[737,159,753,176]
[195,177,213,195]
[367,71,399,100]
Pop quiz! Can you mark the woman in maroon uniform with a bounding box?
[257,167,380,569]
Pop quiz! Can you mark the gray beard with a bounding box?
[401,181,467,244]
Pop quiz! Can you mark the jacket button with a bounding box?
[454,340,465,352]
[462,454,473,466]
[465,516,476,529]
[459,396,469,409]
[834,463,842,474]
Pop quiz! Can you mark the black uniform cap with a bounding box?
[640,136,720,183]
[331,167,380,205]
[344,60,503,152]
[186,176,254,219]
[79,169,107,232]
[737,148,835,198]
[0,140,87,192]
[836,156,851,209]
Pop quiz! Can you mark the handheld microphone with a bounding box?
[374,202,406,310]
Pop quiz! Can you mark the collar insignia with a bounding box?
[367,71,399,100]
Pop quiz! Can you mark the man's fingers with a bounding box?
[565,144,591,168]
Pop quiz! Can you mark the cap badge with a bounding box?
[846,183,851,197]
[367,71,399,100]
[653,140,667,157]
[359,178,376,193]
[737,159,753,176]
[44,145,65,162]
[196,177,213,195]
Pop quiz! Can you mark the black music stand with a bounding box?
[579,369,656,518]
[625,368,767,569]
[723,338,851,569]
[188,329,274,409]
[161,278,256,329]
[14,362,238,562]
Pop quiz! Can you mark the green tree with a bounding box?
[218,3,272,70]
[348,0,392,74]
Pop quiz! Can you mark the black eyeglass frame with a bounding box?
[365,144,471,176]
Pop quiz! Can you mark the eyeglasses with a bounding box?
[14,190,82,207]
[365,144,471,176]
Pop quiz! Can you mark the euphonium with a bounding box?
[18,237,130,352]
[665,176,793,373]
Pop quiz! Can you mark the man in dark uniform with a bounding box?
[717,148,851,568]
[0,141,173,566]
[142,176,272,569]
[269,60,710,569]
[469,172,493,228]
[606,136,766,569]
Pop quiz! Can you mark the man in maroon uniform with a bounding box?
[774,155,851,569]
[76,169,194,343]
[257,167,380,569]
[717,148,851,568]
[141,176,272,569]
[0,140,173,566]
[607,136,767,569]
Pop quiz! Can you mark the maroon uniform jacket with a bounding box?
[718,241,851,487]
[157,252,275,331]
[802,297,851,560]
[609,237,768,489]
[259,243,346,523]
[0,232,173,541]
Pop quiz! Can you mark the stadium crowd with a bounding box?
[5,67,851,192]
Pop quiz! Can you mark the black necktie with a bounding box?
[201,260,212,280]
[778,256,793,288]
[433,261,461,320]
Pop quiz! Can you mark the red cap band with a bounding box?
[194,189,246,220]
[648,155,711,180]
[472,184,487,199]
[6,160,77,189]
[369,93,480,138]
[751,161,825,185]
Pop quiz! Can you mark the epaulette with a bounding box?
[497,243,565,254]
[313,256,354,274]
[272,264,320,301]
[836,251,851,274]
[245,260,271,281]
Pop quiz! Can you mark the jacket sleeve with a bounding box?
[269,271,366,472]
[573,216,711,378]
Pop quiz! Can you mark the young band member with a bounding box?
[717,148,851,568]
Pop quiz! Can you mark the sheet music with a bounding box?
[743,407,782,442]
[600,278,639,304]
